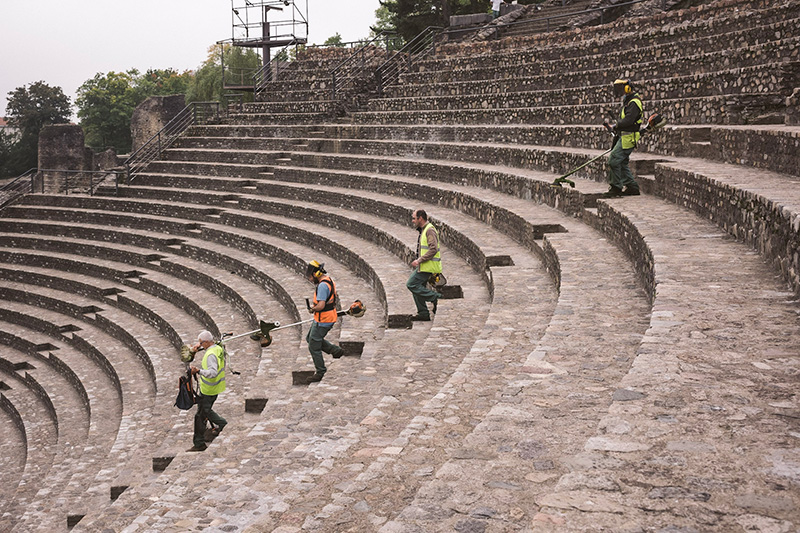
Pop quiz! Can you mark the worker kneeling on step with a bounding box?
[603,78,644,198]
[305,261,344,384]
[188,330,227,452]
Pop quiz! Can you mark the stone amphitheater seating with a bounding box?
[1,0,799,530]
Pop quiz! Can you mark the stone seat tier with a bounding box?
[95,180,432,320]
[242,99,341,114]
[368,66,793,114]
[7,195,384,336]
[0,250,263,530]
[0,315,119,532]
[387,50,799,99]
[173,134,682,185]
[403,22,800,86]
[0,347,60,531]
[429,0,799,70]
[351,92,786,126]
[227,110,333,125]
[182,123,800,177]
[0,207,296,341]
[0,376,27,523]
[255,86,336,103]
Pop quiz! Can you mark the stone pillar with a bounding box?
[130,95,186,153]
[38,124,92,194]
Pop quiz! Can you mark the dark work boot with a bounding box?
[601,186,624,198]
[332,346,344,359]
[622,186,640,196]
[305,372,324,384]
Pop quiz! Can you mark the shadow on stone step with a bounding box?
[292,370,316,386]
[110,485,128,501]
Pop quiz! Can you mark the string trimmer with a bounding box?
[551,113,667,188]
[179,300,366,360]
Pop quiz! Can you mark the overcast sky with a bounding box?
[0,1,381,119]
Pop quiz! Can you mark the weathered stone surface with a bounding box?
[130,94,186,153]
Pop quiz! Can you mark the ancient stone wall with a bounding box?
[130,95,186,153]
[38,124,92,194]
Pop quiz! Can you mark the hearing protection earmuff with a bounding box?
[306,260,326,279]
[613,79,633,97]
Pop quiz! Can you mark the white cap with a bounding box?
[198,330,214,342]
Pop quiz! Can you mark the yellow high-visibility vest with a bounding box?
[199,344,226,396]
[620,96,643,149]
[418,222,442,274]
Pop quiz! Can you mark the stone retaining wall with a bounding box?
[655,164,800,295]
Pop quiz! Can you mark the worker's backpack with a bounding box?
[175,368,198,410]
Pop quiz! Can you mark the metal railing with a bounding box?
[330,32,402,98]
[35,169,126,196]
[253,43,296,93]
[0,168,36,208]
[124,101,222,183]
[375,26,443,95]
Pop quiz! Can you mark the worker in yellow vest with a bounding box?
[407,209,442,322]
[188,330,227,451]
[305,260,345,383]
[603,78,644,198]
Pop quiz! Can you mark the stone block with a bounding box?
[292,370,316,385]
[450,13,492,27]
[152,456,174,472]
[388,314,413,329]
[245,398,269,413]
[441,285,464,299]
[339,341,364,357]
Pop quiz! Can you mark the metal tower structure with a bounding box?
[230,0,308,66]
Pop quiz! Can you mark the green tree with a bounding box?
[324,33,345,47]
[1,81,71,177]
[187,43,261,103]
[76,70,141,153]
[136,68,194,98]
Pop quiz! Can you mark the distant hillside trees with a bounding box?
[1,81,71,178]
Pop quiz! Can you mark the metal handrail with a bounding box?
[375,26,443,95]
[124,101,221,183]
[253,43,298,92]
[330,31,401,98]
[34,168,126,196]
[0,168,37,208]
